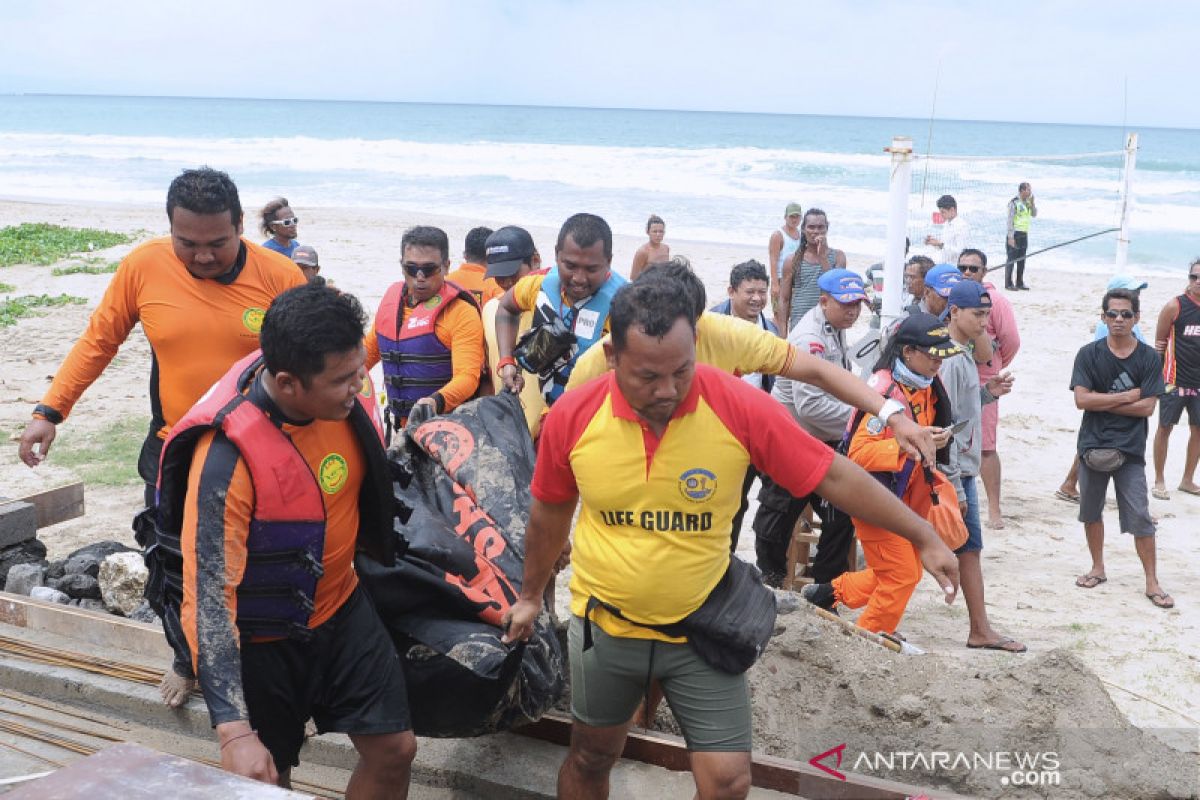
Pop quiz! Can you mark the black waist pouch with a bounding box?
[584,556,776,675]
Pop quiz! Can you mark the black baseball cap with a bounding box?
[894,312,964,358]
[291,245,319,267]
[485,226,536,278]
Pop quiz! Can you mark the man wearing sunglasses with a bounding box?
[260,197,301,259]
[1151,257,1200,500]
[958,248,1021,530]
[364,225,484,429]
[1071,289,1171,610]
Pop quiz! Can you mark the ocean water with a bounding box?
[1,94,1196,274]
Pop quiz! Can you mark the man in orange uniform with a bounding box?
[365,225,485,429]
[446,225,497,305]
[805,313,966,636]
[162,285,415,795]
[16,167,306,705]
[503,281,958,800]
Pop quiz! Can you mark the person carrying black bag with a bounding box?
[502,280,960,800]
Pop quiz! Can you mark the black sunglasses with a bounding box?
[1104,309,1135,320]
[958,264,983,274]
[1188,274,1200,282]
[402,262,441,279]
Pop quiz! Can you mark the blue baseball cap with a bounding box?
[947,279,992,310]
[1107,274,1148,291]
[817,268,868,304]
[924,263,963,297]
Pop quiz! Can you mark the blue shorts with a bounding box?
[953,475,983,554]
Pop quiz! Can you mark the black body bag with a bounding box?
[584,555,776,675]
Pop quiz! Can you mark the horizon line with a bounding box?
[2,91,1194,133]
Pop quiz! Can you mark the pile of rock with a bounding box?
[3,540,155,621]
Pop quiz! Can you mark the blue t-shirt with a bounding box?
[261,238,299,258]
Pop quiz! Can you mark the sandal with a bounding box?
[967,636,1027,653]
[1075,574,1107,589]
[1054,489,1080,504]
[1146,591,1175,609]
[1152,487,1171,500]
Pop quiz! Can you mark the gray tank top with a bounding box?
[788,250,840,332]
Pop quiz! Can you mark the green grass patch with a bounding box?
[51,417,147,487]
[0,282,13,293]
[0,223,133,268]
[51,261,120,276]
[0,294,88,327]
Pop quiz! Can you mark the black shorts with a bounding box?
[1159,389,1200,427]
[241,587,410,771]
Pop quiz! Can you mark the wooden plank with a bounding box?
[0,591,171,661]
[17,482,86,529]
[4,742,307,799]
[513,711,963,799]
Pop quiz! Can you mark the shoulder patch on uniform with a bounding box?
[809,342,825,355]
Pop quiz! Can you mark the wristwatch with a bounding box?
[876,398,905,426]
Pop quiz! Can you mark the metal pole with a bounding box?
[1115,132,1138,270]
[882,136,913,332]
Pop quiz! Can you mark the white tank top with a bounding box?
[775,227,802,280]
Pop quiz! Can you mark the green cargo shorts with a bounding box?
[568,615,752,752]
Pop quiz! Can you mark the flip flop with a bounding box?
[1075,574,1107,589]
[1178,486,1200,496]
[1054,489,1080,503]
[1152,488,1171,500]
[1146,591,1175,609]
[967,637,1027,653]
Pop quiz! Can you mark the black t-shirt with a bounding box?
[1070,339,1164,462]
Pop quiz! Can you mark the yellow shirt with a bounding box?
[533,366,832,640]
[565,311,794,391]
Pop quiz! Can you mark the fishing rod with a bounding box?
[987,227,1120,275]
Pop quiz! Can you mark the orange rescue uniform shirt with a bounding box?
[180,412,365,666]
[446,263,504,305]
[532,365,833,641]
[364,286,486,413]
[38,238,305,436]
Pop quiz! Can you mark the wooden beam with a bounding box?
[0,591,171,661]
[18,482,86,529]
[513,711,964,799]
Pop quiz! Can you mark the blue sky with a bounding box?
[1,0,1194,128]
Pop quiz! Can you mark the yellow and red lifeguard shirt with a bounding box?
[532,363,833,641]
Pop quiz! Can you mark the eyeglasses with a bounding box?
[958,264,983,274]
[272,217,299,227]
[402,262,441,279]
[1188,274,1200,282]
[1104,309,1136,320]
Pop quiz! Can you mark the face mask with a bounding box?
[894,357,934,389]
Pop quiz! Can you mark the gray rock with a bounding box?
[127,600,159,623]
[772,588,800,615]
[70,599,110,614]
[98,552,148,615]
[4,563,46,596]
[30,586,70,604]
[0,538,47,586]
[55,573,102,600]
[45,559,66,580]
[63,541,136,577]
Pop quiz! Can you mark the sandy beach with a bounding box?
[2,197,1197,775]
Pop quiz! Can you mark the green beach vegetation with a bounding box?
[52,258,121,276]
[50,417,146,487]
[0,294,88,327]
[0,223,133,268]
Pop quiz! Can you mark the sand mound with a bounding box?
[742,604,1196,798]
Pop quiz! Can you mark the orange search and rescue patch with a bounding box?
[318,453,349,494]
[242,307,266,333]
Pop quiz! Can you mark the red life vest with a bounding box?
[153,351,394,642]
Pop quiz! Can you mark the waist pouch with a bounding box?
[1082,448,1126,473]
[513,318,576,377]
[583,556,776,675]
